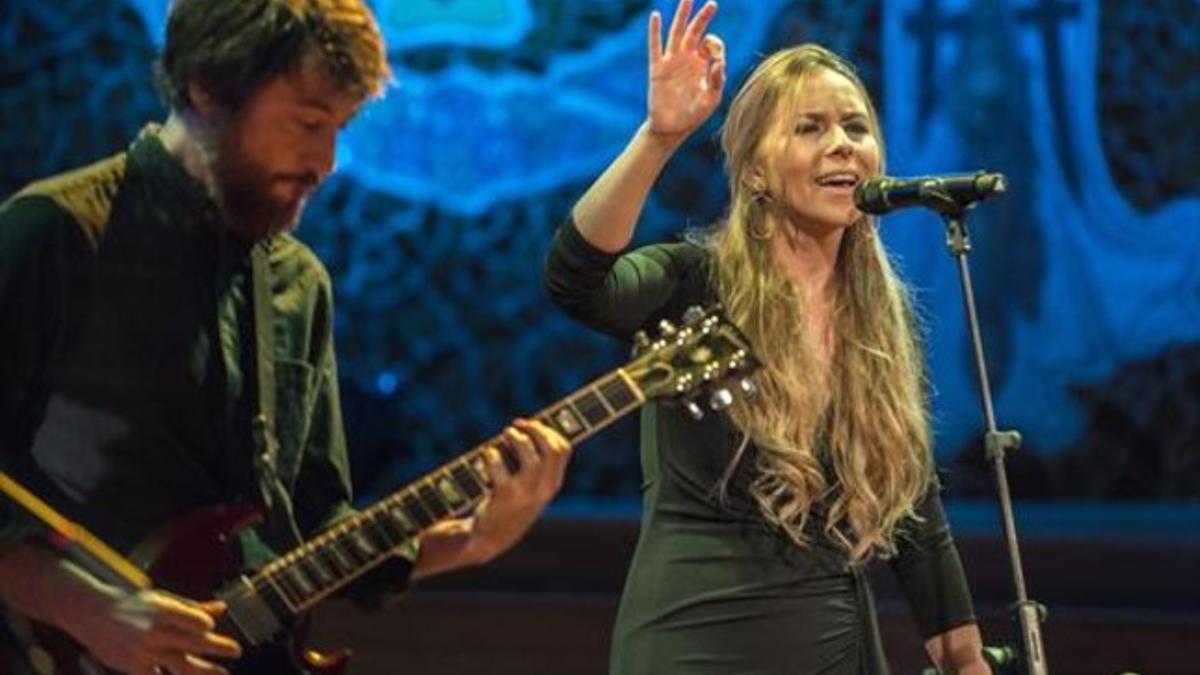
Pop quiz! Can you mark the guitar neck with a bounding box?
[248,367,645,616]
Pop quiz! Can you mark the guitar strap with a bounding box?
[250,240,304,549]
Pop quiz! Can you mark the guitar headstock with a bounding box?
[627,305,760,419]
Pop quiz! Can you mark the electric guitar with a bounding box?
[4,305,758,675]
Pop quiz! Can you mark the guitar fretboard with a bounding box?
[248,369,643,617]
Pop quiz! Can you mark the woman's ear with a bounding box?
[746,164,769,198]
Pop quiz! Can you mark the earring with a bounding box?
[748,217,775,240]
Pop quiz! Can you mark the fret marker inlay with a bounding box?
[353,532,376,557]
[552,407,583,435]
[437,477,465,507]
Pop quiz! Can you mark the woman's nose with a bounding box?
[825,126,854,157]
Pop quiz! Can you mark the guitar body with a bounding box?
[11,506,349,675]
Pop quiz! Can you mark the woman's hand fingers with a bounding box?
[664,0,694,54]
[648,10,663,65]
[681,1,718,52]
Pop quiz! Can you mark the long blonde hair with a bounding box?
[710,45,932,562]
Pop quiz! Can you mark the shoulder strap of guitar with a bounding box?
[250,240,304,548]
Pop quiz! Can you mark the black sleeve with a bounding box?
[544,216,710,340]
[888,481,978,638]
[0,196,91,542]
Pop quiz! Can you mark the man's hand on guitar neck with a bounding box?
[412,418,573,580]
[0,541,242,675]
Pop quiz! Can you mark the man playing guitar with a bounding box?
[0,2,572,673]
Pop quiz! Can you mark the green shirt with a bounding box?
[0,127,411,605]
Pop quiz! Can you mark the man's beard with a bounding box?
[211,136,315,242]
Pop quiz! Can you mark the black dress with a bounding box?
[545,220,977,675]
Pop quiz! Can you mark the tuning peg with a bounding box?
[708,388,733,411]
[681,305,706,326]
[739,378,757,399]
[632,330,651,356]
[657,319,677,337]
[674,373,694,394]
[684,400,705,420]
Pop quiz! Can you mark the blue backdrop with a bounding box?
[1,1,1197,530]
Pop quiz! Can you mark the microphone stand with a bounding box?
[932,195,1049,675]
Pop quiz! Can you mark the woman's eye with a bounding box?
[794,123,820,135]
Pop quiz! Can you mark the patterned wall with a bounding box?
[1,0,1196,508]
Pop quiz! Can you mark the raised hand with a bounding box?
[647,0,726,143]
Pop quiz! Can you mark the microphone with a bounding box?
[982,645,1019,673]
[853,172,1006,215]
[917,645,1020,675]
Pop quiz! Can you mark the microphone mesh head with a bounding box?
[988,173,1007,194]
[852,178,887,215]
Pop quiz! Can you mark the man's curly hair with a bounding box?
[159,0,391,111]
